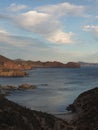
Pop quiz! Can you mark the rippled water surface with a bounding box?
[0,67,98,114]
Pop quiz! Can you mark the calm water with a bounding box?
[0,67,98,114]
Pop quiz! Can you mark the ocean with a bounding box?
[0,67,98,114]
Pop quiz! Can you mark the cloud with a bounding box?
[13,9,74,44]
[0,28,8,34]
[83,25,98,38]
[47,30,74,44]
[0,2,87,44]
[8,3,27,12]
[83,25,98,33]
[0,28,46,47]
[37,2,86,17]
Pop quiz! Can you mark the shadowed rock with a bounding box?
[0,95,73,130]
[66,87,98,130]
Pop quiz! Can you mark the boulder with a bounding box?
[18,83,36,90]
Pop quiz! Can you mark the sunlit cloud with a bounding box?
[13,9,75,44]
[47,31,74,44]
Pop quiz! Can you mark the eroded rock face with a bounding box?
[67,87,98,130]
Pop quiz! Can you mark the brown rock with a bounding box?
[0,70,28,77]
[18,83,36,90]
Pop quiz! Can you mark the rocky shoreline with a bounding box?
[0,55,80,77]
[0,84,37,95]
[0,86,98,130]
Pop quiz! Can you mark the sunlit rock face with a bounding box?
[0,70,28,77]
[0,55,80,70]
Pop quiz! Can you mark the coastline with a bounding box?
[0,87,98,130]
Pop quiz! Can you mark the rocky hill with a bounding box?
[0,87,98,130]
[0,55,80,77]
[0,55,80,69]
[67,87,98,130]
[0,95,73,130]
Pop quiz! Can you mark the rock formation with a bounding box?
[0,70,28,77]
[18,83,37,90]
[66,87,98,130]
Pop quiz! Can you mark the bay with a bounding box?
[0,67,98,114]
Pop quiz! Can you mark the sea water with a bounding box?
[0,67,98,114]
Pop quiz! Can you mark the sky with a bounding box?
[0,0,98,63]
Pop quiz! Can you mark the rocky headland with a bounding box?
[0,55,80,77]
[66,87,98,130]
[0,86,98,130]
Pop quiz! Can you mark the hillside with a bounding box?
[0,87,98,129]
[0,55,80,69]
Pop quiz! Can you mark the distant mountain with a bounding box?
[0,55,12,63]
[0,54,80,71]
[79,62,98,67]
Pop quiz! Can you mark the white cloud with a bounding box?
[83,25,98,34]
[1,2,87,44]
[16,11,50,31]
[47,30,74,44]
[0,28,8,34]
[37,2,86,17]
[13,10,74,44]
[8,3,27,12]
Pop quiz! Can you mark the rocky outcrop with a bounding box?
[0,84,37,95]
[18,83,37,90]
[0,55,33,70]
[0,70,28,77]
[0,95,73,130]
[66,87,98,130]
